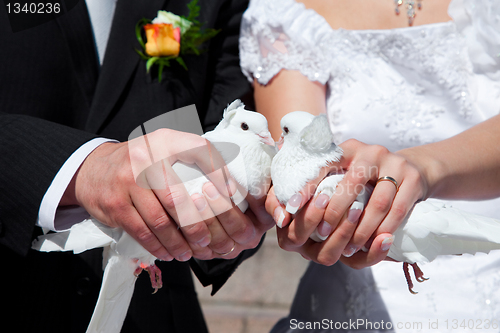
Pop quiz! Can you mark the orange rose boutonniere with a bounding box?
[135,0,219,81]
[143,23,181,57]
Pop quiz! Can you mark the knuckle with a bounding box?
[150,214,173,232]
[231,221,256,243]
[210,238,232,252]
[352,229,370,245]
[162,189,188,211]
[166,239,188,256]
[243,234,261,249]
[302,214,320,229]
[372,144,389,157]
[342,138,362,150]
[116,166,132,183]
[370,196,392,213]
[277,233,298,250]
[286,231,304,247]
[192,247,212,260]
[335,226,353,243]
[324,203,344,222]
[128,146,152,168]
[136,229,158,247]
[390,203,408,223]
[103,197,129,216]
[152,128,173,140]
[193,135,208,147]
[316,252,339,266]
[182,222,207,240]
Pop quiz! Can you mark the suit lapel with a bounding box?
[86,0,166,134]
[55,0,99,110]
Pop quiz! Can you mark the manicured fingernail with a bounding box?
[226,178,237,196]
[342,244,359,258]
[274,207,285,228]
[197,235,211,248]
[204,183,220,199]
[286,193,302,214]
[347,209,362,224]
[317,220,333,238]
[361,238,374,252]
[193,196,207,211]
[178,251,192,262]
[314,194,330,209]
[381,236,394,252]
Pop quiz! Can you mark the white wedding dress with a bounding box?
[240,0,500,331]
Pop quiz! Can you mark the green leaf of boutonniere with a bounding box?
[135,0,220,83]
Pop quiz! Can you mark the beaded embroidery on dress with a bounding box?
[240,0,500,150]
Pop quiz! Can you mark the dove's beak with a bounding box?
[277,134,284,150]
[258,131,276,146]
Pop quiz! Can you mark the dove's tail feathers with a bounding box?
[396,201,500,263]
[32,219,117,254]
[86,255,137,333]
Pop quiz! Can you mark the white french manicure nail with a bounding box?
[286,193,302,214]
[317,220,333,238]
[381,236,394,252]
[342,244,359,258]
[274,207,285,228]
[310,229,327,242]
[314,194,330,209]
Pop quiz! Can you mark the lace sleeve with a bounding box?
[239,0,332,85]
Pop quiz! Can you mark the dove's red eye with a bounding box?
[241,122,249,131]
[284,126,289,134]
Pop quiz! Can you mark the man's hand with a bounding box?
[62,129,268,261]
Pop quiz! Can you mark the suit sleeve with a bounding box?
[189,0,266,294]
[0,112,97,256]
[201,0,254,131]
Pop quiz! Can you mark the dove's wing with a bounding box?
[32,219,118,254]
[86,253,137,333]
[389,201,500,263]
[32,220,138,333]
[299,114,340,158]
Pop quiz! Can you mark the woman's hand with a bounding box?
[266,138,429,267]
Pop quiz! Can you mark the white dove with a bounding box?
[271,111,369,241]
[172,99,276,211]
[272,111,500,293]
[32,99,276,333]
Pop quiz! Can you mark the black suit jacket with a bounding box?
[0,0,254,332]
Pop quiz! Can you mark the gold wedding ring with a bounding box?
[376,176,399,191]
[214,242,236,257]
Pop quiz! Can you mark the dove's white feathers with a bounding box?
[272,111,500,264]
[271,112,343,204]
[173,99,276,207]
[33,219,153,333]
[32,100,275,333]
[389,200,500,263]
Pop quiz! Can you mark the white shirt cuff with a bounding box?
[37,138,117,231]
